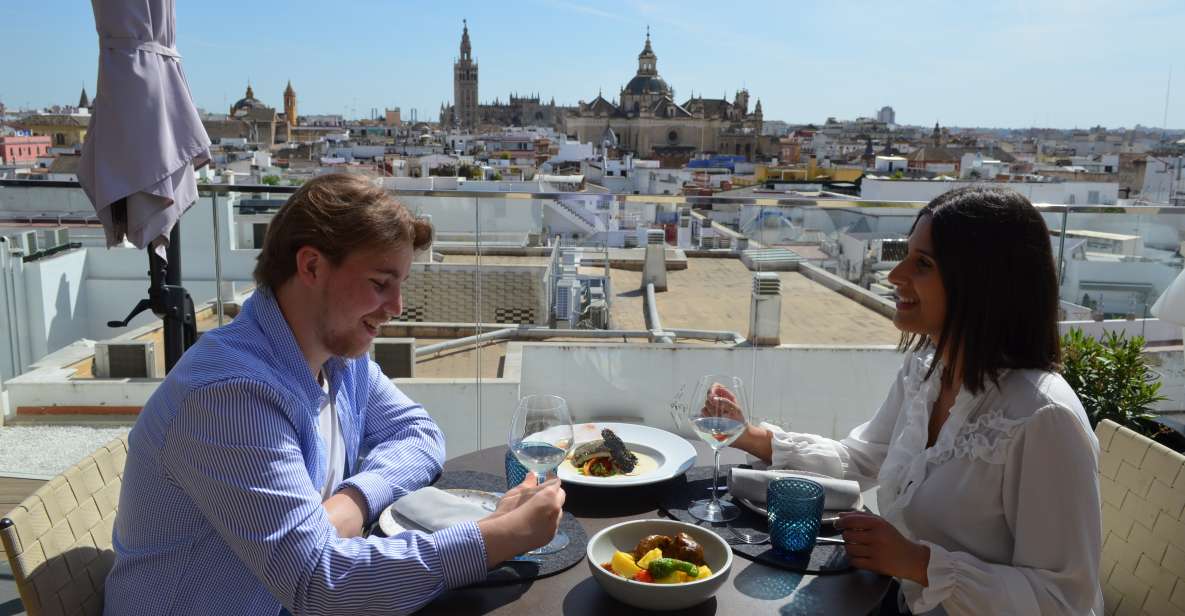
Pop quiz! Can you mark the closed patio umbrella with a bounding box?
[77,0,212,372]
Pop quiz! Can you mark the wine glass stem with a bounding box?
[711,449,722,508]
[534,471,548,485]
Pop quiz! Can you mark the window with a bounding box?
[667,130,679,144]
[55,133,65,146]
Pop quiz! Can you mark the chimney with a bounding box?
[370,338,416,378]
[642,228,667,291]
[414,214,434,263]
[748,272,782,346]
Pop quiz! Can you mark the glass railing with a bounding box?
[2,178,1182,451]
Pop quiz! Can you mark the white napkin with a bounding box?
[728,468,863,511]
[388,487,491,533]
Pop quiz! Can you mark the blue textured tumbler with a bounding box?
[768,478,826,555]
[505,448,529,490]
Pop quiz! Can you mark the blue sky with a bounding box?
[3,0,1180,129]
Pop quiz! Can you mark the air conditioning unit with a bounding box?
[49,227,69,248]
[587,300,609,329]
[370,338,416,378]
[94,341,157,378]
[18,230,38,255]
[554,278,581,326]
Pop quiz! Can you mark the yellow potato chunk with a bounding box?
[611,551,641,578]
[636,548,663,569]
[695,564,713,579]
[654,571,690,584]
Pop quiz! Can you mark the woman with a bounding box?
[721,187,1102,614]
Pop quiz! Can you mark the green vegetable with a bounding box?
[647,558,698,579]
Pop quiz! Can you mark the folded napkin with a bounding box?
[728,468,863,511]
[388,487,491,533]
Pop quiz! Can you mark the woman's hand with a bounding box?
[700,383,773,463]
[701,383,743,421]
[836,512,930,586]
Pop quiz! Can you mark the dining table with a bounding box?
[415,440,894,615]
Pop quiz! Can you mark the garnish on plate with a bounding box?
[570,428,640,477]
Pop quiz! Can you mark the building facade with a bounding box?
[0,134,52,165]
[452,20,479,130]
[15,114,89,148]
[440,22,572,131]
[283,81,297,129]
[565,32,765,162]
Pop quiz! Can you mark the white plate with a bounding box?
[555,422,696,487]
[378,488,501,537]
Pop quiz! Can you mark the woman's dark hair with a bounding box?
[900,186,1061,393]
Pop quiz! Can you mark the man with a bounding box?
[105,173,565,615]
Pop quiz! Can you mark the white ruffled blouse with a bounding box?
[765,350,1103,615]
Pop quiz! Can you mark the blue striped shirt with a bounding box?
[104,288,488,615]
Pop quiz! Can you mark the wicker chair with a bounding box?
[0,436,127,616]
[1096,419,1185,616]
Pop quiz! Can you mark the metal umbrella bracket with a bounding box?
[77,0,212,373]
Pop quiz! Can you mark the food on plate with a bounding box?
[668,532,705,565]
[570,428,640,476]
[632,535,673,561]
[601,532,713,584]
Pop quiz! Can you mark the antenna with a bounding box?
[1164,65,1173,132]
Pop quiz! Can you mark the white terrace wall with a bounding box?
[517,343,903,439]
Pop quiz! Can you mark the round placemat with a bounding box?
[377,470,587,586]
[659,465,851,575]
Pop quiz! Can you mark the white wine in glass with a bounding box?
[508,394,574,555]
[686,374,747,522]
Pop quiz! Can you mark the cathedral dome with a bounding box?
[624,75,670,96]
[231,85,267,115]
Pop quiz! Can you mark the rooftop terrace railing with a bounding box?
[2,177,1185,442]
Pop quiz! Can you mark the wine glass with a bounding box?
[686,374,748,522]
[508,393,574,554]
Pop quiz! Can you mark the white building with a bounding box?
[861,177,1119,205]
[959,153,1009,180]
[874,156,908,173]
[1140,156,1185,205]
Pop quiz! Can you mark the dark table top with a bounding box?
[417,442,892,616]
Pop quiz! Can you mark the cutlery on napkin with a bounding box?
[727,468,863,511]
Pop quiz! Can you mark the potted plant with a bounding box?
[1060,329,1181,450]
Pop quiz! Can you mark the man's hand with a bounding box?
[836,512,930,585]
[323,487,369,539]
[477,474,566,567]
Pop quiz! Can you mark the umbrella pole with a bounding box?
[157,224,196,373]
[111,214,198,375]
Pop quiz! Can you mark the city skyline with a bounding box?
[1,0,1181,130]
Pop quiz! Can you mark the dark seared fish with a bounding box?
[601,428,638,473]
[571,439,611,466]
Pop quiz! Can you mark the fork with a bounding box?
[725,525,845,546]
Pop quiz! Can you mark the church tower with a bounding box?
[453,20,479,130]
[283,81,297,128]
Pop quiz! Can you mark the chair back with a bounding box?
[1096,419,1185,615]
[0,436,128,616]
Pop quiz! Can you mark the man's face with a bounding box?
[314,242,413,359]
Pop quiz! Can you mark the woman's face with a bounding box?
[887,215,946,339]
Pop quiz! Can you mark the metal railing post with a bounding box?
[211,190,225,327]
